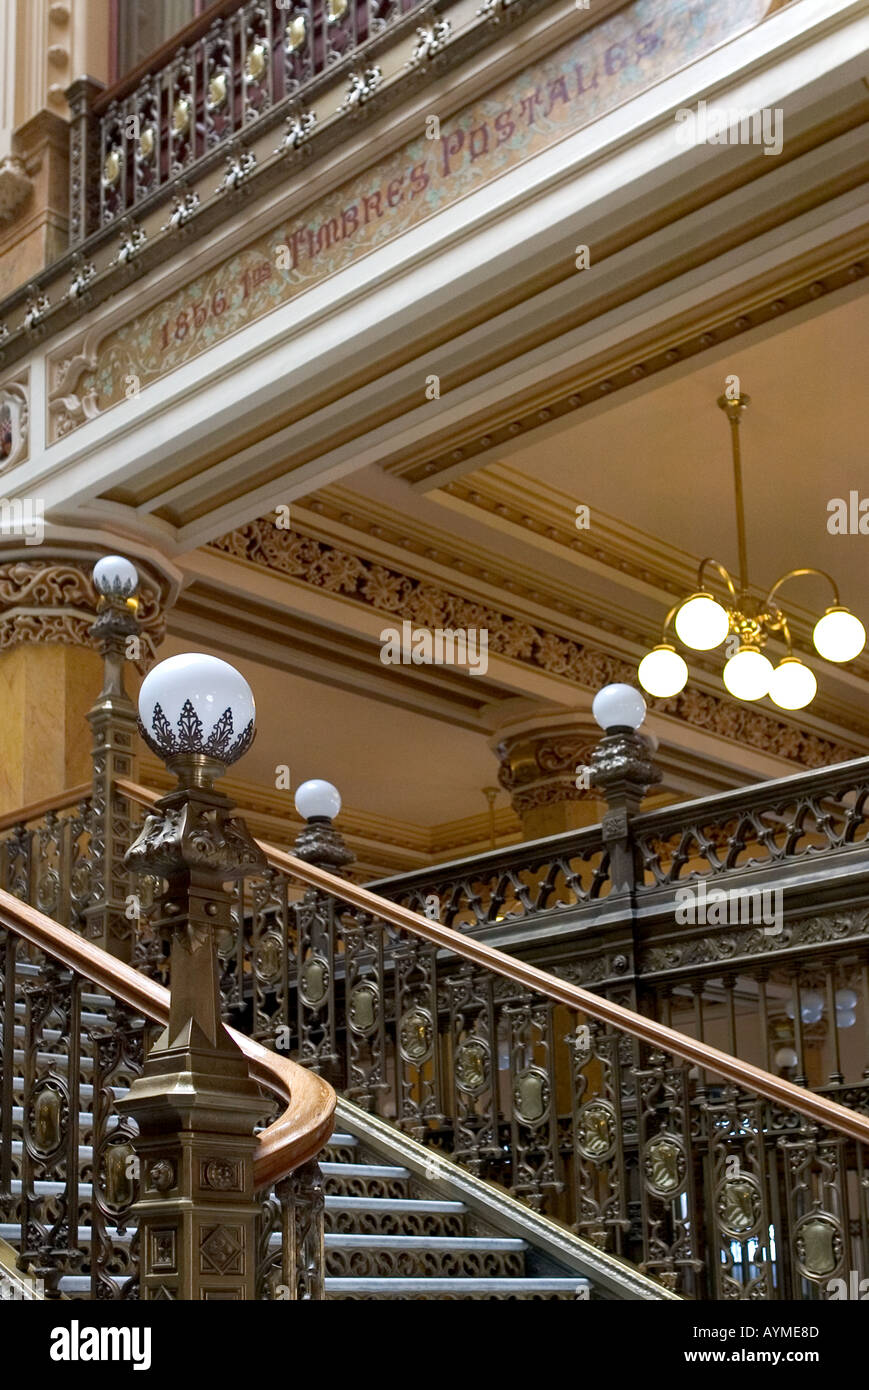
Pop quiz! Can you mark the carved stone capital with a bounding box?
[0,548,170,671]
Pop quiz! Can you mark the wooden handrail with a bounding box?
[0,784,91,834]
[115,776,869,1147]
[0,888,335,1186]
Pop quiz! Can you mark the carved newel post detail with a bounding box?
[85,556,142,961]
[588,684,661,895]
[291,779,353,1085]
[118,653,267,1300]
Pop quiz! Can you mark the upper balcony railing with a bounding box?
[93,0,428,232]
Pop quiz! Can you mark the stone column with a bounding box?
[0,547,168,815]
[490,712,606,840]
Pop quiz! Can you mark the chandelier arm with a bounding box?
[660,603,682,641]
[764,567,841,613]
[697,558,738,602]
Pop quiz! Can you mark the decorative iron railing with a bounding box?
[85,0,429,237]
[0,892,333,1299]
[108,780,869,1299]
[0,787,94,933]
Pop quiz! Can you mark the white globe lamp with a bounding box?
[295,779,342,823]
[138,653,256,777]
[592,683,647,732]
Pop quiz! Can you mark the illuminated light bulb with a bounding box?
[774,1046,798,1070]
[812,606,866,663]
[722,645,773,701]
[674,592,730,651]
[836,1008,857,1030]
[768,657,817,711]
[637,644,688,698]
[835,988,858,1011]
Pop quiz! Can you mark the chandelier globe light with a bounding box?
[637,643,688,698]
[637,392,865,707]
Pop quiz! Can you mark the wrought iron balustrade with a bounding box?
[0,892,333,1299]
[0,787,94,932]
[84,0,429,237]
[111,779,869,1298]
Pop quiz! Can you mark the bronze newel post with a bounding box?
[119,653,267,1300]
[588,684,661,1011]
[85,556,141,961]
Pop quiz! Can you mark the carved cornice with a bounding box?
[639,906,869,977]
[0,554,167,667]
[209,520,858,770]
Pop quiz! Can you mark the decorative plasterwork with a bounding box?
[0,374,28,470]
[0,555,166,667]
[209,520,857,770]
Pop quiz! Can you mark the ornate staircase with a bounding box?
[1,955,659,1300]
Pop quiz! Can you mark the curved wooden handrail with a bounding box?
[0,888,335,1187]
[0,784,91,834]
[114,777,869,1147]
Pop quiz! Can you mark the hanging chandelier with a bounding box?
[637,393,866,710]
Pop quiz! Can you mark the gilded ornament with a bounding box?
[102,147,121,187]
[326,0,348,22]
[717,1176,761,1237]
[285,14,307,51]
[301,955,329,1006]
[207,72,228,110]
[512,1066,550,1125]
[139,125,155,159]
[172,97,191,135]
[454,1038,489,1094]
[348,981,379,1034]
[644,1135,686,1196]
[398,1007,433,1063]
[794,1214,842,1279]
[575,1099,615,1160]
[104,1142,136,1208]
[245,43,266,81]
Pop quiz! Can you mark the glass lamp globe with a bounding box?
[637,644,688,698]
[800,990,824,1024]
[722,645,773,701]
[774,1046,798,1070]
[835,988,858,1011]
[812,606,866,663]
[768,657,817,711]
[674,592,730,651]
[836,1008,857,1030]
[138,652,256,766]
[592,683,647,732]
[294,779,341,822]
[93,554,139,599]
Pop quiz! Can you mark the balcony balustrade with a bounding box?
[73,0,432,241]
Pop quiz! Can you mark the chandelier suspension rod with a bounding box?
[717,393,750,597]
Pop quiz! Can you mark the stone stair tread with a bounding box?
[323,1234,525,1250]
[324,1196,465,1213]
[325,1277,586,1292]
[320,1161,409,1179]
